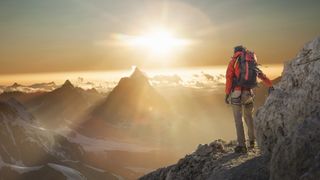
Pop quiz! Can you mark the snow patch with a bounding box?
[66,132,153,152]
[48,163,86,180]
[7,164,42,174]
[111,173,125,180]
[83,164,105,173]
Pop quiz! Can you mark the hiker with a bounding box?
[225,45,274,153]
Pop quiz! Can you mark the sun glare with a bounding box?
[132,29,186,55]
[125,27,191,56]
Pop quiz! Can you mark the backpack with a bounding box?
[234,50,258,88]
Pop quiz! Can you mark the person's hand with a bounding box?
[268,86,275,95]
[225,94,230,104]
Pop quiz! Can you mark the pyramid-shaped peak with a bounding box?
[61,80,74,89]
[130,67,148,80]
[11,82,22,87]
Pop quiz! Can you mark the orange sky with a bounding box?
[0,0,319,74]
[0,65,283,86]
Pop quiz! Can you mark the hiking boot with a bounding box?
[249,141,255,149]
[234,146,247,153]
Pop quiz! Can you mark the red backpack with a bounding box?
[234,50,258,88]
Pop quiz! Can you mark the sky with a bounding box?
[1,0,320,74]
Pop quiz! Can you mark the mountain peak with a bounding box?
[61,80,74,89]
[130,67,148,80]
[11,82,22,88]
[130,67,146,77]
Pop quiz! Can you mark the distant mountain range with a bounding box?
[0,80,105,128]
[3,82,58,93]
[25,80,105,128]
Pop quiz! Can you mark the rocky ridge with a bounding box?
[141,140,269,180]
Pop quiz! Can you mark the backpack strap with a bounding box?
[233,56,240,69]
[231,55,242,91]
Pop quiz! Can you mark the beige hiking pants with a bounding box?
[230,90,255,147]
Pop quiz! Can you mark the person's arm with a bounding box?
[257,71,272,87]
[225,58,236,95]
[257,71,274,94]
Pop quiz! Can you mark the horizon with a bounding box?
[1,0,320,74]
[0,64,283,86]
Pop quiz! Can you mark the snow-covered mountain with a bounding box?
[0,98,118,179]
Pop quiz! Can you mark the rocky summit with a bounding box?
[140,140,269,180]
[255,37,320,180]
[141,37,320,180]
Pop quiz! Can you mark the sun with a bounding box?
[126,27,191,56]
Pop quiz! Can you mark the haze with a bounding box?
[1,0,320,75]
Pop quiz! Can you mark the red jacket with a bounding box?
[225,51,273,95]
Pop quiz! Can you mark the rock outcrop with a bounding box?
[254,37,320,180]
[140,140,269,180]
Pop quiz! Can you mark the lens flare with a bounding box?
[110,27,191,58]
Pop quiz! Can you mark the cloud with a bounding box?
[3,82,58,93]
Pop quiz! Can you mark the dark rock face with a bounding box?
[255,37,320,180]
[270,114,320,180]
[140,140,269,180]
[93,67,170,123]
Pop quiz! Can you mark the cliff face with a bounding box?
[254,37,320,180]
